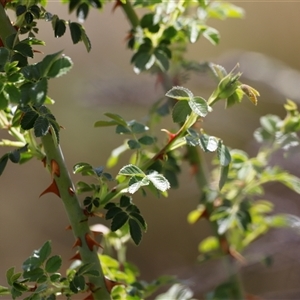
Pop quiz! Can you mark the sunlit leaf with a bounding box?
[166,86,193,101]
[119,164,145,176]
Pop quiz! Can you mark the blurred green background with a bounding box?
[1,1,300,298]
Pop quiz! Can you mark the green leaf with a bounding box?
[129,218,142,245]
[116,124,131,134]
[6,267,15,286]
[73,162,94,175]
[132,51,152,73]
[128,176,150,194]
[80,26,91,52]
[38,241,52,263]
[54,19,66,37]
[38,51,63,78]
[23,268,44,281]
[0,285,10,295]
[45,255,62,273]
[77,3,89,22]
[29,5,41,18]
[172,100,191,123]
[69,0,81,12]
[70,275,85,293]
[140,13,154,28]
[146,171,170,192]
[166,86,193,101]
[9,149,20,163]
[77,263,94,276]
[199,134,218,152]
[34,116,50,137]
[260,114,280,134]
[119,164,145,176]
[16,5,27,16]
[25,11,34,24]
[13,282,28,292]
[89,0,102,8]
[120,195,131,207]
[35,283,47,293]
[20,110,39,130]
[138,135,155,145]
[50,273,61,282]
[4,84,21,104]
[106,207,123,220]
[111,211,129,231]
[127,139,140,149]
[5,33,18,50]
[0,48,10,69]
[219,165,229,190]
[0,154,9,176]
[154,50,169,71]
[187,205,206,224]
[30,78,48,105]
[104,113,127,126]
[188,96,209,117]
[206,136,219,152]
[94,120,118,127]
[20,83,33,105]
[13,43,33,58]
[130,212,147,230]
[198,236,219,253]
[69,22,82,44]
[11,287,22,299]
[22,256,42,271]
[189,21,200,43]
[236,210,251,231]
[129,120,149,134]
[217,142,231,166]
[203,27,220,45]
[47,56,73,78]
[0,91,8,109]
[217,215,234,235]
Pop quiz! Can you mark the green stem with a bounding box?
[41,132,111,299]
[120,0,139,28]
[0,4,16,45]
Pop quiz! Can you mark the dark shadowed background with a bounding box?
[1,1,300,298]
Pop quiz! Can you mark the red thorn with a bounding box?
[219,237,230,254]
[83,293,94,300]
[85,233,103,251]
[83,209,94,218]
[51,159,60,177]
[86,282,96,292]
[29,284,37,292]
[42,157,47,168]
[65,225,72,230]
[72,237,82,249]
[68,187,75,196]
[39,179,60,198]
[91,230,103,238]
[0,0,12,8]
[155,153,164,161]
[161,129,177,142]
[124,31,133,42]
[69,251,81,261]
[202,209,210,220]
[104,277,123,293]
[190,164,198,176]
[112,0,122,12]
